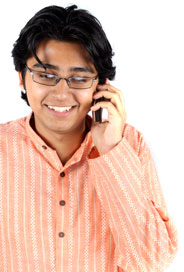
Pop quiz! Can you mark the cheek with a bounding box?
[26,88,48,109]
[75,90,94,106]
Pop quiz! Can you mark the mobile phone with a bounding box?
[92,96,104,122]
[92,78,105,122]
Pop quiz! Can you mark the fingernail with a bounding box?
[91,105,97,110]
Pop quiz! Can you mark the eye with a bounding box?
[70,76,89,83]
[36,72,56,79]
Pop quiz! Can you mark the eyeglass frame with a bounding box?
[25,65,98,89]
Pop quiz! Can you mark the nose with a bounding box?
[56,77,69,86]
[51,77,71,98]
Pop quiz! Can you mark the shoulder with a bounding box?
[123,123,149,161]
[0,116,27,139]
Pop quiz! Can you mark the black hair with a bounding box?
[12,5,116,105]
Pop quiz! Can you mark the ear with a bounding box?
[105,78,110,84]
[18,71,24,90]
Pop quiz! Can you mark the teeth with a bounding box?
[48,105,73,112]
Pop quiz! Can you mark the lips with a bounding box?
[47,105,73,113]
[45,104,77,117]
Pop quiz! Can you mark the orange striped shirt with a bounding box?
[0,114,177,271]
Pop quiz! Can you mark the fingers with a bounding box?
[91,82,126,119]
[91,100,118,117]
[93,90,122,114]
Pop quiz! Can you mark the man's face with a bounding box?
[20,40,98,137]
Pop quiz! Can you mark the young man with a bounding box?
[0,5,177,272]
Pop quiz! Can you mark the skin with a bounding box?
[19,40,126,165]
[91,80,126,155]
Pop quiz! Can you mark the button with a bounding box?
[42,145,47,150]
[60,172,65,177]
[59,232,65,238]
[59,200,66,206]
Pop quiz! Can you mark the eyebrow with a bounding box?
[32,63,59,71]
[32,63,95,74]
[70,67,94,74]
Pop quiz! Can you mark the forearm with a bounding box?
[89,137,178,271]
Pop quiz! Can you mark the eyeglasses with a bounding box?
[25,65,98,89]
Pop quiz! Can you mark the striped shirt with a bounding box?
[0,114,177,272]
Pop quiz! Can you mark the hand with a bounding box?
[90,79,126,155]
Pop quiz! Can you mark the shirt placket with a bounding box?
[55,170,69,272]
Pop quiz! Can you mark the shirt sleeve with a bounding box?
[88,126,178,272]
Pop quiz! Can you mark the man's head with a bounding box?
[12,5,116,105]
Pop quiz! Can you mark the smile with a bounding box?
[47,105,73,113]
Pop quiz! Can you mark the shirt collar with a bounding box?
[25,112,96,169]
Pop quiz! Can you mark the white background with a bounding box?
[0,0,183,270]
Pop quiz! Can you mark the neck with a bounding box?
[31,117,88,166]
